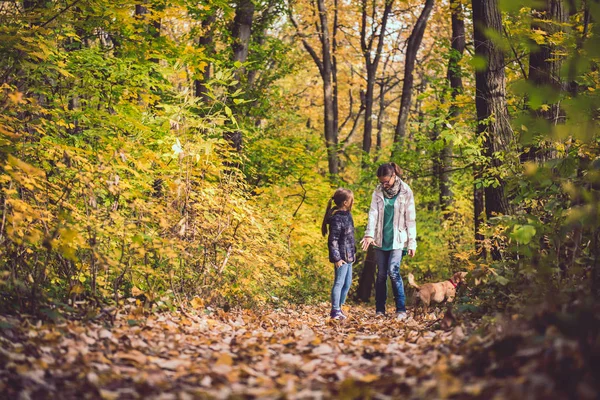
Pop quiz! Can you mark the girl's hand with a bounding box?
[335,260,346,268]
[408,249,416,258]
[360,236,374,251]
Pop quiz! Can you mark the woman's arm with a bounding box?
[405,188,417,252]
[364,191,378,238]
[361,191,379,251]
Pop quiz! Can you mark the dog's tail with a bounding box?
[407,273,420,290]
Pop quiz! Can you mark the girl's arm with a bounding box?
[328,215,343,263]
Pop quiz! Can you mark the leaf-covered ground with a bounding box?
[1,303,598,399]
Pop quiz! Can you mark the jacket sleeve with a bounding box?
[328,215,343,263]
[364,191,378,238]
[405,187,417,251]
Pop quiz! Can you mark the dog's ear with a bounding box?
[453,271,467,283]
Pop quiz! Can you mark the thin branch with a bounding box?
[288,5,325,75]
[405,163,475,178]
[41,0,83,28]
[341,107,365,148]
[503,24,528,80]
[292,179,307,218]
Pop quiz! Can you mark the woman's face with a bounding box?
[378,174,395,189]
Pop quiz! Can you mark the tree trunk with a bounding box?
[363,68,376,155]
[224,0,255,152]
[360,0,394,156]
[332,0,340,158]
[375,80,386,155]
[195,14,216,101]
[135,3,161,63]
[317,0,338,175]
[289,0,339,175]
[246,0,278,88]
[356,246,377,302]
[472,0,514,260]
[474,170,486,258]
[567,1,590,95]
[523,0,568,163]
[231,0,255,77]
[392,0,434,156]
[440,0,465,214]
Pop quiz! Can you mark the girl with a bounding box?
[360,162,417,320]
[322,188,356,320]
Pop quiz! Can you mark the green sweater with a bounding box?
[379,194,398,251]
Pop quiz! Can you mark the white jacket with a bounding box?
[364,180,417,251]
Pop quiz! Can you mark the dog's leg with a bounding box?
[412,292,419,317]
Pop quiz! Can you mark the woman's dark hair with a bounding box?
[321,188,354,236]
[377,162,402,178]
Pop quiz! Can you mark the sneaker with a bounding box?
[339,310,348,319]
[396,311,407,321]
[330,309,343,319]
[375,311,385,317]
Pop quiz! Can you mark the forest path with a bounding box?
[1,303,482,399]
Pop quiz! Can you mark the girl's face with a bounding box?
[379,174,395,189]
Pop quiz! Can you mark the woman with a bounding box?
[360,162,417,320]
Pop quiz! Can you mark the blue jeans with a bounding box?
[375,249,406,313]
[331,262,353,310]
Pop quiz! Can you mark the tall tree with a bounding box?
[439,0,465,214]
[194,14,216,101]
[135,2,162,63]
[472,0,514,260]
[223,0,256,152]
[231,0,255,79]
[247,0,280,88]
[360,0,394,156]
[289,0,340,175]
[392,0,434,156]
[523,0,569,163]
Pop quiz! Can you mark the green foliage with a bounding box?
[1,0,598,318]
[0,0,309,312]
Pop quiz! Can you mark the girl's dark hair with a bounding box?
[377,162,402,178]
[321,188,354,236]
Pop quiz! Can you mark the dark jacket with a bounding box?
[327,210,356,263]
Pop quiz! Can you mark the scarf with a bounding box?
[378,175,402,199]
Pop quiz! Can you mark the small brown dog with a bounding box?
[407,272,467,314]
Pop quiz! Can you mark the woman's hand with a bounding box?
[408,249,416,258]
[360,236,374,251]
[335,260,346,268]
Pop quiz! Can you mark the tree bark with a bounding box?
[523,0,568,163]
[317,0,338,175]
[361,0,394,156]
[195,14,216,101]
[289,0,339,175]
[375,80,386,155]
[567,0,591,95]
[135,3,162,63]
[472,0,514,260]
[356,246,377,302]
[231,0,255,77]
[392,0,434,156]
[332,0,340,151]
[440,0,465,214]
[247,0,278,88]
[224,0,255,152]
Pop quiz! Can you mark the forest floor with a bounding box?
[0,303,597,399]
